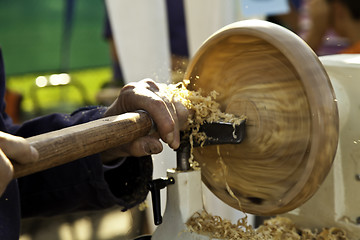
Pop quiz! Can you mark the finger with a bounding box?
[140,78,161,92]
[0,149,14,196]
[0,132,39,164]
[144,95,176,147]
[172,96,190,131]
[123,80,178,147]
[143,80,190,149]
[126,136,163,157]
[160,94,190,149]
[153,88,180,149]
[100,136,163,163]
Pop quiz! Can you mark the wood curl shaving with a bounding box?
[160,80,244,128]
[186,210,255,239]
[186,212,348,240]
[159,80,245,165]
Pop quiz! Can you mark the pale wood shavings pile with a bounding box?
[186,211,348,240]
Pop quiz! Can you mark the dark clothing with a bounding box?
[0,48,152,239]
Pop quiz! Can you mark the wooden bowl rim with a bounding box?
[184,20,339,214]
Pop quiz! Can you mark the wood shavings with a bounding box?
[257,217,348,240]
[160,81,245,165]
[186,213,348,240]
[138,201,148,211]
[186,210,256,239]
[160,81,244,129]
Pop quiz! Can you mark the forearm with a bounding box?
[18,155,152,218]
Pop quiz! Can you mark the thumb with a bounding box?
[0,132,39,164]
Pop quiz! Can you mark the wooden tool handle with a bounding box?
[13,111,153,179]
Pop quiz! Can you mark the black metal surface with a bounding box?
[175,119,246,171]
[133,235,152,240]
[148,177,175,225]
[194,119,246,147]
[176,142,191,171]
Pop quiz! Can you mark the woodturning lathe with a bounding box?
[150,20,352,239]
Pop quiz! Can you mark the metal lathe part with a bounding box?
[176,142,191,171]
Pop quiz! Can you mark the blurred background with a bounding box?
[1,0,112,122]
[0,0,355,239]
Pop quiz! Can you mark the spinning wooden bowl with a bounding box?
[184,20,339,215]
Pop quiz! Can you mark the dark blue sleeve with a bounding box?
[12,107,152,218]
[0,48,152,218]
[18,154,152,218]
[8,106,107,136]
[13,106,152,219]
